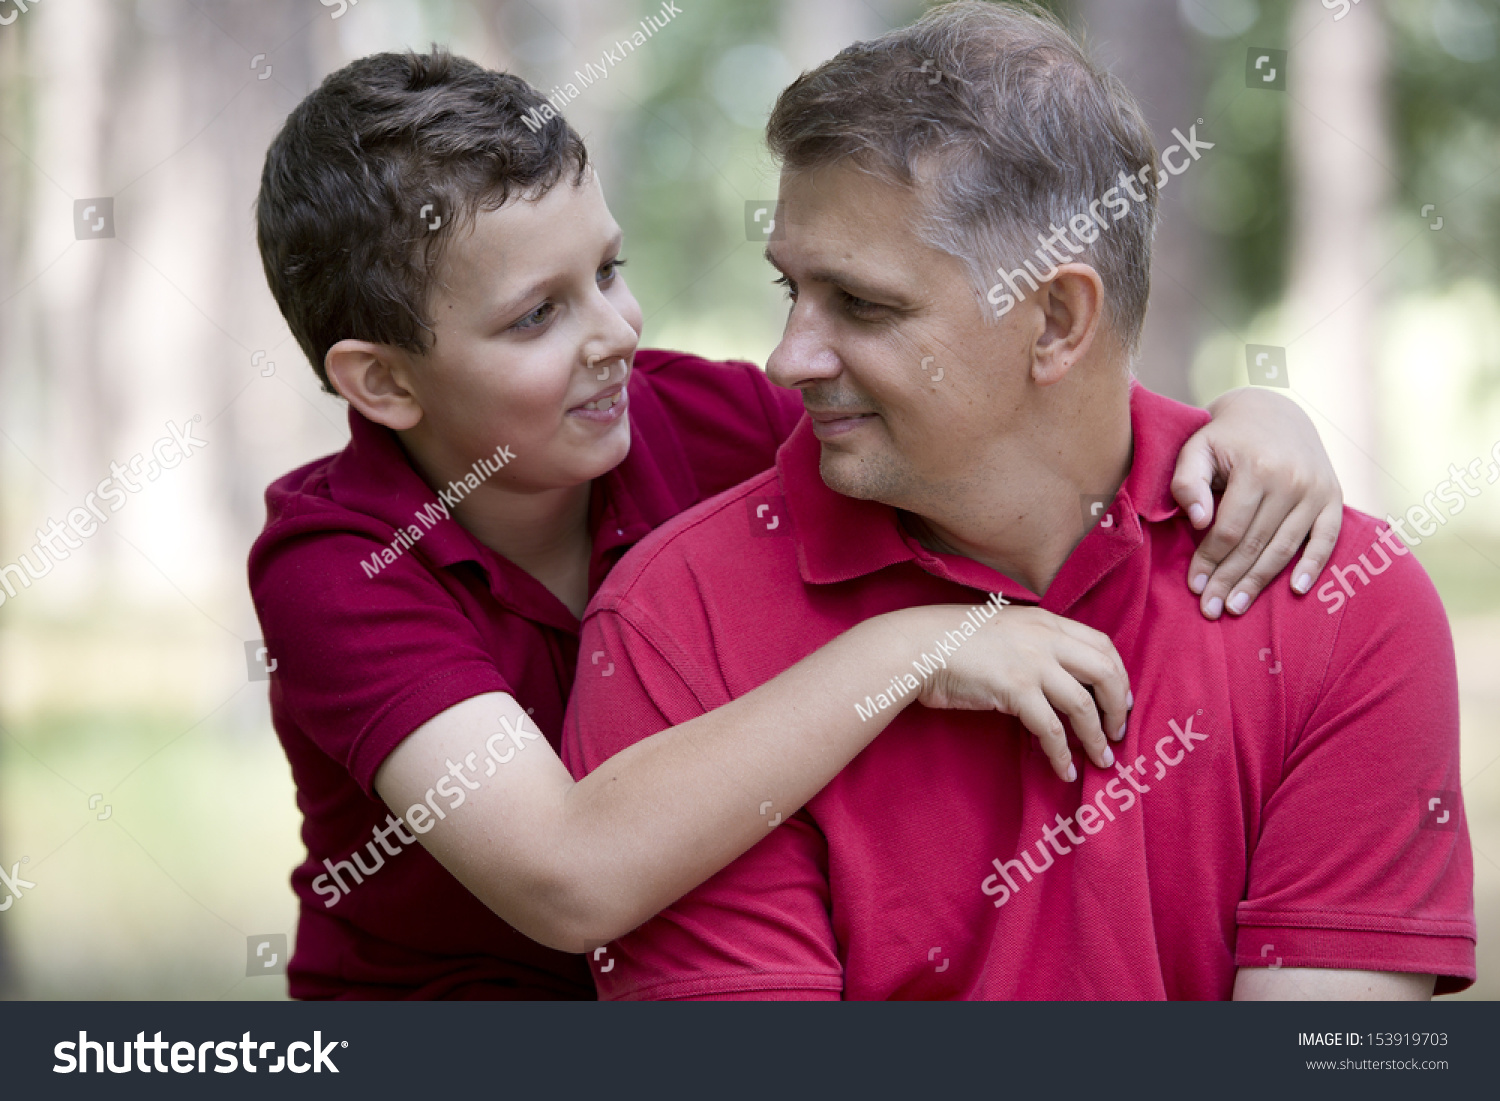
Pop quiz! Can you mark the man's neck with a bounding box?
[906,374,1133,597]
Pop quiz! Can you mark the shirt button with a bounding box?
[616,528,624,536]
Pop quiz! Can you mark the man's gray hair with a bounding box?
[766,0,1160,354]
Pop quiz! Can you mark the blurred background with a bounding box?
[0,0,1496,999]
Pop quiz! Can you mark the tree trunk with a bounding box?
[1285,0,1390,514]
[1071,0,1207,402]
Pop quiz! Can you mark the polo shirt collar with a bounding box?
[778,382,1208,609]
[325,403,672,627]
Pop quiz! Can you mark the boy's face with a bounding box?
[400,170,642,492]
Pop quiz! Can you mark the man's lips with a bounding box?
[806,407,878,437]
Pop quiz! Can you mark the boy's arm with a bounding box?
[373,609,912,957]
[374,601,1133,955]
[1173,387,1343,619]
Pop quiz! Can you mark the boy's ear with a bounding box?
[325,339,424,431]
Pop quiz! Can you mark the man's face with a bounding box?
[763,162,1034,510]
[401,171,643,490]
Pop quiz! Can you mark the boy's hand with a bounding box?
[1171,388,1342,620]
[914,605,1131,783]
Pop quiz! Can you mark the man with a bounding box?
[562,1,1475,999]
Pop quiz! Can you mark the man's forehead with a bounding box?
[768,162,941,282]
[776,161,918,231]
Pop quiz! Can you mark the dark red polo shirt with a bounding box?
[563,384,1476,1000]
[248,349,803,999]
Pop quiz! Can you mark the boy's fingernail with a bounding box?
[1205,596,1224,618]
[1126,690,1134,709]
[1228,591,1250,615]
[1112,722,1127,741]
[1293,572,1312,594]
[1190,573,1208,594]
[1102,745,1115,767]
[1188,503,1207,525]
[1066,762,1078,783]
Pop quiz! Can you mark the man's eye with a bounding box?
[511,302,555,331]
[598,257,628,284]
[773,274,797,301]
[843,293,885,319]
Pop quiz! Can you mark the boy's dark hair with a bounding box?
[256,49,589,393]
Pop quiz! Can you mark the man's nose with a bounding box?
[766,310,842,391]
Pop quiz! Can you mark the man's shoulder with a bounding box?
[1311,506,1446,623]
[585,466,787,619]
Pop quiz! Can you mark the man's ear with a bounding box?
[325,339,424,431]
[1031,264,1105,387]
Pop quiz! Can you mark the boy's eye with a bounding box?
[511,301,555,331]
[598,257,628,284]
[773,273,797,301]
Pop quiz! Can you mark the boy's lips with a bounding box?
[568,383,628,422]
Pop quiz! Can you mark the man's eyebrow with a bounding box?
[762,246,907,303]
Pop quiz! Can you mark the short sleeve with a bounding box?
[562,599,844,1000]
[1235,542,1476,992]
[251,527,508,795]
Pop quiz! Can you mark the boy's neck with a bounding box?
[401,436,595,616]
[458,480,595,618]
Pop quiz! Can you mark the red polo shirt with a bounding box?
[563,385,1476,1000]
[248,349,803,999]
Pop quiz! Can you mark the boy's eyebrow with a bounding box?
[489,230,626,322]
[763,244,907,304]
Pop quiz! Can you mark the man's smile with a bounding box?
[805,406,879,439]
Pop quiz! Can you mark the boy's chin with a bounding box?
[566,419,632,484]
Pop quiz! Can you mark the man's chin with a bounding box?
[818,448,892,503]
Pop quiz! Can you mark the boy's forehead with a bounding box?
[437,176,617,304]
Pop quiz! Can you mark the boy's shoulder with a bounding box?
[248,407,479,594]
[251,409,418,553]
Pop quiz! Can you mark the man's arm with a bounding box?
[1232,514,1475,993]
[1234,968,1434,1001]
